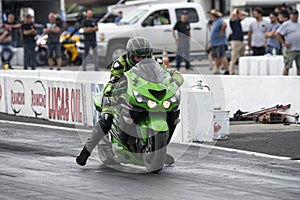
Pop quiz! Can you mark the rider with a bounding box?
[76,37,183,166]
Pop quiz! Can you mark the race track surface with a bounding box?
[0,122,299,200]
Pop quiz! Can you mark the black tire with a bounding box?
[36,48,48,66]
[106,42,127,65]
[143,132,167,173]
[73,56,82,65]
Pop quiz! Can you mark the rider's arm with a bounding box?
[103,58,126,96]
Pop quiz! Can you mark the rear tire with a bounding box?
[143,132,167,173]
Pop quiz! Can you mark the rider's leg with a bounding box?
[76,113,113,166]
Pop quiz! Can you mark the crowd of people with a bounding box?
[1,4,300,75]
[206,3,300,75]
[0,9,99,71]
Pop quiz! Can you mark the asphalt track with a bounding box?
[0,118,299,200]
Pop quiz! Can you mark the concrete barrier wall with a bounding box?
[182,74,300,121]
[1,70,299,142]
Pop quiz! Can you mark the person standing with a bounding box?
[248,7,270,56]
[21,13,37,70]
[172,10,191,71]
[265,12,281,55]
[82,9,99,71]
[43,12,62,70]
[276,9,300,75]
[229,8,248,75]
[278,10,290,24]
[209,9,229,75]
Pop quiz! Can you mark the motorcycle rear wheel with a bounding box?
[143,132,167,173]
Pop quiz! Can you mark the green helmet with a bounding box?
[126,37,153,64]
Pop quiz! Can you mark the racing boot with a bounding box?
[165,153,175,166]
[76,114,113,166]
[76,146,90,166]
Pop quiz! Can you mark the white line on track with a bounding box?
[0,119,91,133]
[0,119,298,162]
[185,142,294,161]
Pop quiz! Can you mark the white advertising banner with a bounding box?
[0,76,6,113]
[6,77,48,118]
[84,83,105,127]
[47,81,85,125]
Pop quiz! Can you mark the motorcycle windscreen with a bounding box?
[131,59,165,83]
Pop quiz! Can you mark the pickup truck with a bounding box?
[95,2,209,65]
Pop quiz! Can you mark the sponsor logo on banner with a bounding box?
[91,83,104,125]
[31,80,47,116]
[11,80,25,114]
[48,86,83,123]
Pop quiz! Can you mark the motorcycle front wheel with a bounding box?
[143,131,167,173]
[36,48,47,66]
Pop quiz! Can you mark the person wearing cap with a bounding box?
[229,8,248,75]
[21,13,38,70]
[265,12,281,55]
[209,9,229,75]
[276,9,300,75]
[172,10,191,70]
[248,7,270,56]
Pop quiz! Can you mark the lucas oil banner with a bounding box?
[47,81,85,125]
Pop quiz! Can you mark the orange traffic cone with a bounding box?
[162,48,169,67]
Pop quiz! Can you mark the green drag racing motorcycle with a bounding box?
[94,59,181,173]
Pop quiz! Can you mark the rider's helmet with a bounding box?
[126,37,153,65]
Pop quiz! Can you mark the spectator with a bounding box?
[4,13,21,47]
[229,8,248,75]
[276,9,300,75]
[82,9,99,71]
[172,10,191,71]
[152,11,169,25]
[274,6,281,14]
[209,9,229,75]
[0,24,14,69]
[21,13,37,70]
[43,12,62,70]
[115,11,123,23]
[280,3,291,12]
[276,10,290,56]
[248,7,270,56]
[278,10,289,24]
[207,20,215,71]
[265,12,281,55]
